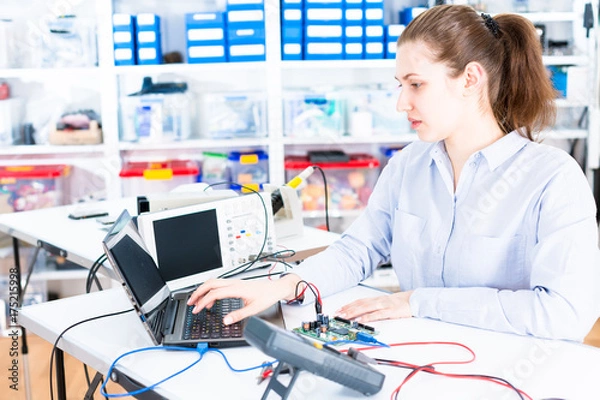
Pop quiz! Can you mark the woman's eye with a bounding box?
[411,83,421,88]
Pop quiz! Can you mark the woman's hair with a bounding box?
[398,5,557,140]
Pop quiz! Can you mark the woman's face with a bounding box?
[395,41,467,143]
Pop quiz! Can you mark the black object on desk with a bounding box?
[244,316,385,399]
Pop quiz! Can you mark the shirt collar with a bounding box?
[428,141,447,166]
[479,131,530,171]
[427,131,530,170]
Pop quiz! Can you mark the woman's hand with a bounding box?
[335,291,414,324]
[187,274,301,325]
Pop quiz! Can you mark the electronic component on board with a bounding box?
[293,314,378,343]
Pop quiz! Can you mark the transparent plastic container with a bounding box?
[283,91,345,138]
[227,150,269,192]
[120,93,192,143]
[0,98,23,146]
[200,152,229,185]
[345,88,410,136]
[201,92,267,139]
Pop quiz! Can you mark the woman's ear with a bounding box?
[463,61,486,96]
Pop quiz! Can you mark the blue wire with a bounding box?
[99,346,277,397]
[99,346,203,398]
[324,339,390,348]
[208,348,277,372]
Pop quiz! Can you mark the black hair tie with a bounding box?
[481,13,500,38]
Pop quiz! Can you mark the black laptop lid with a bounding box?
[103,210,169,312]
[110,233,166,306]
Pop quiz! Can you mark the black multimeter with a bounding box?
[244,316,385,396]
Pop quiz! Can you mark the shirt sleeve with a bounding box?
[291,150,405,298]
[410,161,600,341]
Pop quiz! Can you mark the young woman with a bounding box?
[188,5,600,341]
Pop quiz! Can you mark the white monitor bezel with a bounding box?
[137,199,235,290]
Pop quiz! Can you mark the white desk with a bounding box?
[0,199,341,399]
[18,284,600,399]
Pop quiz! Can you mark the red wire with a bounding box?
[350,341,531,400]
[267,263,278,281]
[286,281,322,309]
[307,282,322,308]
[286,284,308,304]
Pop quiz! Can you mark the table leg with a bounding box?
[55,349,67,400]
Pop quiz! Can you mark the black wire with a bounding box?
[85,254,107,294]
[311,166,330,232]
[294,280,322,314]
[93,274,104,291]
[204,181,269,277]
[294,280,319,300]
[85,254,104,293]
[265,249,296,259]
[219,249,296,279]
[241,271,284,280]
[377,360,525,400]
[49,308,134,400]
[269,259,295,270]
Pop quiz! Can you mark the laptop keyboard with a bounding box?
[183,298,244,340]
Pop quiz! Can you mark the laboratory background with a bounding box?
[1,0,600,398]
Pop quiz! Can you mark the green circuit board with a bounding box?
[293,317,379,344]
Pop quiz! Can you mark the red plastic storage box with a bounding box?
[119,160,200,197]
[0,165,69,213]
[284,154,380,212]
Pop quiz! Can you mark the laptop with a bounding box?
[101,209,285,348]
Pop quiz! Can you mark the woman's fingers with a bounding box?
[335,292,413,322]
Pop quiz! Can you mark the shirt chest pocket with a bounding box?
[391,210,426,274]
[458,234,526,289]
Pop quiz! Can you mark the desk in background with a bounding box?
[0,198,340,278]
[17,284,600,399]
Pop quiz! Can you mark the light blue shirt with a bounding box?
[294,131,600,341]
